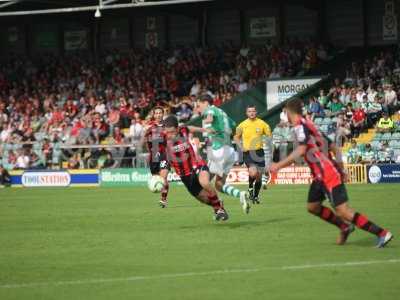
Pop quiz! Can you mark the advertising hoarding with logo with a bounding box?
[367,164,400,184]
[100,168,181,187]
[21,171,71,187]
[266,77,322,109]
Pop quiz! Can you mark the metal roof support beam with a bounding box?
[102,0,120,5]
[0,0,20,10]
[0,0,213,16]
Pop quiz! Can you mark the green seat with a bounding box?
[373,133,383,141]
[320,124,329,133]
[371,141,382,150]
[391,132,400,140]
[314,118,323,125]
[322,117,332,125]
[382,133,392,141]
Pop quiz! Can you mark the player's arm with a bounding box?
[138,127,150,153]
[203,113,213,124]
[187,125,214,134]
[263,122,272,138]
[270,145,307,172]
[329,141,345,170]
[233,126,243,149]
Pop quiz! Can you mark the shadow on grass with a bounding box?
[178,217,293,230]
[220,217,293,229]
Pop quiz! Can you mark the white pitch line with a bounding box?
[1,259,399,289]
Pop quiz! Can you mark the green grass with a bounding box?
[0,184,399,300]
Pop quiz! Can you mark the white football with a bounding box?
[148,175,164,193]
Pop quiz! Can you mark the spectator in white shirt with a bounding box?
[190,80,201,96]
[129,118,144,146]
[16,150,30,169]
[384,84,398,114]
[356,88,366,102]
[237,78,248,92]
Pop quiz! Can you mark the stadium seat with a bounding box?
[320,124,329,133]
[314,118,323,125]
[373,133,383,141]
[382,133,392,141]
[391,132,400,140]
[322,117,332,125]
[371,141,382,150]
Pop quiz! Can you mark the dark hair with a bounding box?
[163,115,179,128]
[246,104,256,110]
[285,98,304,115]
[199,94,213,105]
[153,106,164,113]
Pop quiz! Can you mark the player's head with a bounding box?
[285,98,304,125]
[153,107,164,122]
[197,94,213,113]
[246,105,257,120]
[163,115,179,138]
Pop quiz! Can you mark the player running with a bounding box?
[163,115,229,221]
[142,107,170,208]
[234,105,272,204]
[197,95,250,214]
[270,98,393,247]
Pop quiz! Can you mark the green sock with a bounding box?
[222,184,241,199]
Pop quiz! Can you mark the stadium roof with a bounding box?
[0,0,215,16]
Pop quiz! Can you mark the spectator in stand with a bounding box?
[352,105,366,137]
[108,106,121,134]
[0,165,11,187]
[327,97,344,116]
[129,118,144,147]
[179,103,193,122]
[15,149,30,169]
[376,141,394,163]
[383,84,398,114]
[308,96,325,118]
[317,89,329,107]
[376,112,395,133]
[363,96,382,127]
[347,140,361,164]
[360,143,376,164]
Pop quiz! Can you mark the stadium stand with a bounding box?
[0,42,331,169]
[271,47,400,163]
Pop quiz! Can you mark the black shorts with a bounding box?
[243,149,265,169]
[149,155,170,175]
[180,166,209,197]
[308,180,348,207]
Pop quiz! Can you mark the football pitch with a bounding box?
[0,184,399,300]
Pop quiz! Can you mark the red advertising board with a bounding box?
[270,166,312,184]
[226,166,312,185]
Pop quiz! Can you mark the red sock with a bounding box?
[161,182,169,202]
[352,212,386,237]
[317,207,348,231]
[207,194,223,212]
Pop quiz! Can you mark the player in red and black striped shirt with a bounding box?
[163,115,229,221]
[270,98,393,248]
[142,107,170,208]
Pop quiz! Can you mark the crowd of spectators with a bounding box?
[272,49,400,163]
[0,41,331,170]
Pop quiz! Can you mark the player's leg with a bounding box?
[209,146,250,213]
[307,181,354,245]
[197,169,228,221]
[158,167,169,208]
[331,184,393,248]
[252,167,263,203]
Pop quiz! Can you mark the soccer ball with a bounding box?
[148,175,164,193]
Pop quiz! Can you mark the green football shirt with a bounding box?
[202,105,236,150]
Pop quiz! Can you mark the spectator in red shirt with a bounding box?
[352,107,366,137]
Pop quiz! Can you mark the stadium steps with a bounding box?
[342,129,376,152]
